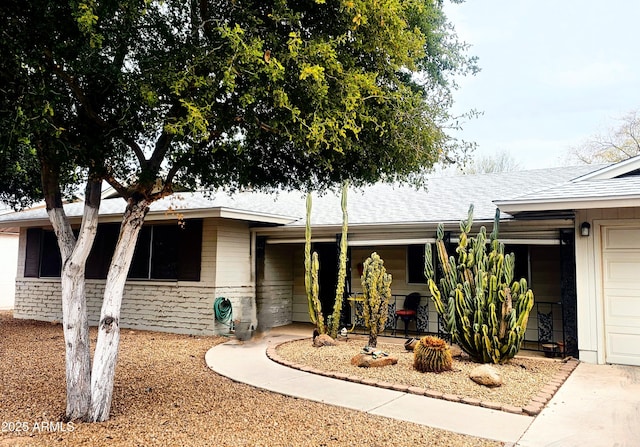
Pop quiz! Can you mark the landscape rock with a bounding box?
[469,364,503,387]
[449,344,463,358]
[404,338,419,351]
[313,333,337,347]
[350,353,398,368]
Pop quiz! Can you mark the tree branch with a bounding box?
[148,103,182,173]
[124,137,147,166]
[43,49,108,129]
[104,172,130,199]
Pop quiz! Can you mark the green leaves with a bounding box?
[74,0,103,47]
[1,0,477,204]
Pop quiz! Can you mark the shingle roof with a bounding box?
[495,157,640,213]
[502,176,640,202]
[0,163,605,228]
[293,164,602,226]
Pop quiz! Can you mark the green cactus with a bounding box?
[413,336,453,373]
[329,181,349,338]
[304,193,324,333]
[424,205,534,364]
[361,252,392,348]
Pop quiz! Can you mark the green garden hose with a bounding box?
[213,297,233,330]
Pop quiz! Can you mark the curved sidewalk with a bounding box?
[205,333,533,444]
[206,333,640,446]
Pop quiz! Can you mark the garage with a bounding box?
[601,225,640,366]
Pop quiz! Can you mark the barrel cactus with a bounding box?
[361,252,392,348]
[413,336,452,373]
[424,205,534,364]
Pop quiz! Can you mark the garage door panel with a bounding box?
[603,227,640,250]
[605,331,640,366]
[603,255,640,284]
[605,295,640,324]
[602,225,640,366]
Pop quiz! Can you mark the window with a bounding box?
[407,244,427,284]
[25,219,203,281]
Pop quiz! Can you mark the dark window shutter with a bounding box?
[177,219,202,281]
[40,230,62,277]
[86,224,119,279]
[128,226,152,279]
[24,228,42,277]
[151,225,179,279]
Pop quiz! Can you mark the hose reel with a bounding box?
[213,296,234,333]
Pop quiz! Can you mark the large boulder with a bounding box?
[350,353,398,368]
[469,364,503,387]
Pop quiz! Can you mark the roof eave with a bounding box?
[495,195,640,214]
[0,206,299,228]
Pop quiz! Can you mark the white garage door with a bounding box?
[602,225,640,366]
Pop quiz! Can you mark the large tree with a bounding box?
[567,110,640,164]
[0,0,476,422]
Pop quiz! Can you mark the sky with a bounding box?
[443,0,640,169]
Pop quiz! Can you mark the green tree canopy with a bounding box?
[1,0,477,206]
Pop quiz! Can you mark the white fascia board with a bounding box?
[572,156,640,181]
[495,195,640,214]
[140,207,298,224]
[0,206,299,228]
[215,207,299,224]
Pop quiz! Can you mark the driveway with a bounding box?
[516,362,640,446]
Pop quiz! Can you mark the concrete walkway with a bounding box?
[517,362,640,447]
[205,332,640,446]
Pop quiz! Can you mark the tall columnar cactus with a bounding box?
[329,181,349,338]
[424,205,534,364]
[304,193,324,334]
[361,252,392,348]
[413,336,453,373]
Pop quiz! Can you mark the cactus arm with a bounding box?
[427,205,535,363]
[304,193,318,326]
[330,181,349,338]
[311,252,325,334]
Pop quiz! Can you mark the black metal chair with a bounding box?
[393,292,422,337]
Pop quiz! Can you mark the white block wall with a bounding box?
[14,279,254,335]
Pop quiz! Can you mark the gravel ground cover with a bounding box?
[0,312,501,447]
[274,335,566,409]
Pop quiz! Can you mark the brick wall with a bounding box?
[14,278,255,336]
[256,244,294,329]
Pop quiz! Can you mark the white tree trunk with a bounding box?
[88,200,149,422]
[48,204,99,420]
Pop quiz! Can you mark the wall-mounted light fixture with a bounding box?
[580,222,591,237]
